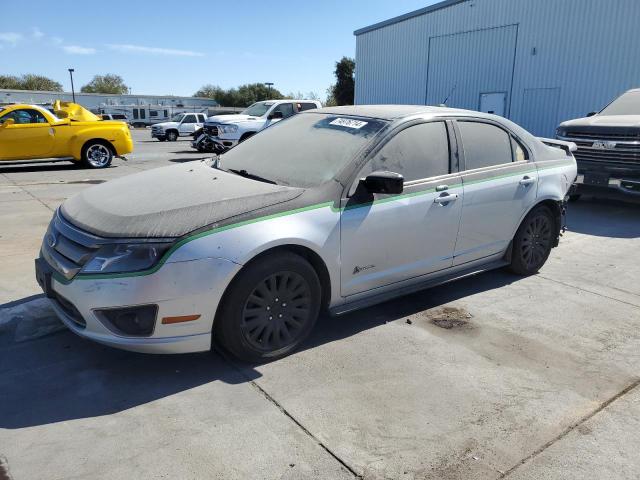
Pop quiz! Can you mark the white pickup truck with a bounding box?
[151,112,207,141]
[200,99,321,149]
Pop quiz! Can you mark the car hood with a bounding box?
[205,114,262,125]
[152,121,180,128]
[53,100,100,122]
[61,161,304,238]
[560,115,640,128]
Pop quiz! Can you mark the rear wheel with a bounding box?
[81,141,113,169]
[214,252,321,362]
[509,205,555,275]
[166,130,178,142]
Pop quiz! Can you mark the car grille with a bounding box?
[559,134,640,166]
[41,211,101,281]
[204,125,219,136]
[565,131,640,141]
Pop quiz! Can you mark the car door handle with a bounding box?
[519,176,536,186]
[434,193,459,204]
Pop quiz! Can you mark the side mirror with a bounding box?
[0,118,15,128]
[268,111,284,120]
[362,171,404,195]
[54,118,70,126]
[587,111,597,117]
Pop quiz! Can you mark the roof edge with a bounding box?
[354,0,468,36]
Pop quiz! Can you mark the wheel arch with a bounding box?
[239,131,257,142]
[213,243,332,327]
[515,197,563,247]
[78,138,115,160]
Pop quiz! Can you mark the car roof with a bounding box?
[313,104,475,120]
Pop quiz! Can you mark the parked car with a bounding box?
[151,112,207,141]
[199,99,321,150]
[35,105,576,361]
[0,102,133,168]
[100,113,131,126]
[556,88,640,200]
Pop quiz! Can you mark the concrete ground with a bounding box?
[1,130,639,479]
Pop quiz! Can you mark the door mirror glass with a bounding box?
[0,118,15,128]
[587,111,597,117]
[362,171,404,195]
[268,111,284,120]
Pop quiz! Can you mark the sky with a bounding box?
[0,0,438,100]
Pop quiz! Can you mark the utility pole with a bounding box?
[265,82,274,99]
[68,68,76,103]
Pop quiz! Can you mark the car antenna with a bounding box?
[442,84,457,106]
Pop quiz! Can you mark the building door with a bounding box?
[426,25,518,115]
[479,92,507,116]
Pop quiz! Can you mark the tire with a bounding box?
[81,141,113,169]
[214,251,322,363]
[568,194,581,202]
[508,205,555,276]
[166,130,178,142]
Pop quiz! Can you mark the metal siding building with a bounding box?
[354,0,640,137]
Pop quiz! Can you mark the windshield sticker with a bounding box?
[329,118,368,129]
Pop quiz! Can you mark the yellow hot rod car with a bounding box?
[0,101,133,168]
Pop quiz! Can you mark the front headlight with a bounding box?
[217,124,239,134]
[82,243,172,274]
[556,127,567,138]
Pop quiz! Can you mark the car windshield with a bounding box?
[600,91,640,115]
[218,113,388,188]
[242,102,274,117]
[171,113,185,122]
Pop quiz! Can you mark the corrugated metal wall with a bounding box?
[355,0,640,136]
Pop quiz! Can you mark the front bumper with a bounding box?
[36,255,241,354]
[151,131,165,139]
[574,172,640,197]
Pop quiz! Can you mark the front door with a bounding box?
[179,114,198,134]
[0,108,55,160]
[340,121,463,297]
[453,119,538,265]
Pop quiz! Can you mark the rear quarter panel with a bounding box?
[61,122,133,159]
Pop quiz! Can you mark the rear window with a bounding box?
[458,121,513,170]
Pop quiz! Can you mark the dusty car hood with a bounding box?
[205,114,261,125]
[560,115,640,128]
[152,121,180,129]
[61,161,303,238]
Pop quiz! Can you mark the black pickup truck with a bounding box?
[556,88,640,201]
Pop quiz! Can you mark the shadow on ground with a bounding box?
[0,269,518,430]
[568,196,640,238]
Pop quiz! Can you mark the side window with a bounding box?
[273,103,295,118]
[511,136,529,162]
[140,109,146,119]
[133,109,139,120]
[458,121,512,170]
[364,122,450,183]
[164,110,168,118]
[183,115,196,124]
[297,102,318,112]
[1,109,48,124]
[149,110,158,118]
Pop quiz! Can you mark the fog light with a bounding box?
[95,305,158,337]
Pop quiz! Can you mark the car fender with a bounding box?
[68,125,128,158]
[165,203,342,303]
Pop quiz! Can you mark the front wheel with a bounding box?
[508,205,555,276]
[81,141,113,169]
[166,130,178,142]
[214,252,321,362]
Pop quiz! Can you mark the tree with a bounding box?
[329,57,355,106]
[193,83,284,107]
[0,74,62,91]
[81,74,129,94]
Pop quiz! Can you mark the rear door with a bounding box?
[340,120,464,296]
[453,119,537,265]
